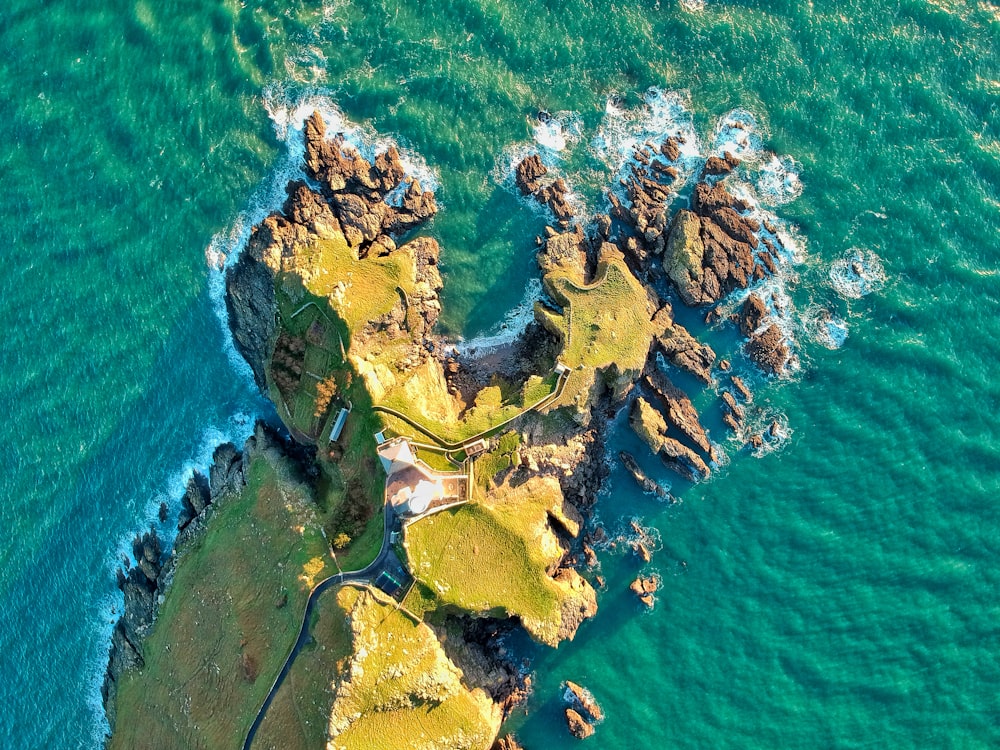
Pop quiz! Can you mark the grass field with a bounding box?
[109,451,336,750]
[402,475,585,646]
[297,234,416,333]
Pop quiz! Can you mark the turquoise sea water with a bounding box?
[1,0,998,747]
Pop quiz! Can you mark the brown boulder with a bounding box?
[702,151,740,176]
[731,375,753,401]
[659,435,711,481]
[629,575,659,608]
[565,708,595,739]
[654,320,716,384]
[515,154,547,195]
[738,293,768,336]
[745,323,792,375]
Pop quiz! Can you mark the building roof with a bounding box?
[377,439,416,475]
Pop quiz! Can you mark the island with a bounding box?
[101,109,799,749]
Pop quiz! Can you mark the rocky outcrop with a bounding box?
[644,366,712,454]
[629,574,660,608]
[564,681,604,722]
[555,567,599,641]
[565,708,596,739]
[225,246,277,393]
[607,142,679,259]
[494,736,526,750]
[630,398,710,481]
[515,154,547,195]
[661,180,765,306]
[177,471,210,530]
[651,304,716,384]
[702,151,740,177]
[619,451,671,501]
[662,210,704,305]
[738,293,792,375]
[513,155,574,227]
[303,112,436,251]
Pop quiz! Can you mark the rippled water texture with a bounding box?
[0,0,998,747]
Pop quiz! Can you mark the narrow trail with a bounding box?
[241,507,397,750]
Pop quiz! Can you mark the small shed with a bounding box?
[329,408,350,443]
[464,438,489,457]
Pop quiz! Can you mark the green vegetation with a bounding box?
[295,234,416,333]
[109,452,336,750]
[252,593,354,750]
[536,250,657,416]
[473,430,522,489]
[402,476,589,646]
[321,586,500,750]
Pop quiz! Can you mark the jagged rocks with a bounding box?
[565,708,596,739]
[651,304,716,384]
[301,110,437,254]
[662,210,704,305]
[702,151,740,177]
[738,293,792,375]
[661,180,765,306]
[619,451,671,501]
[644,366,712,454]
[209,442,244,499]
[514,155,574,227]
[629,398,710,481]
[225,247,277,393]
[494,736,526,750]
[177,471,211,530]
[564,681,604,723]
[515,154,548,195]
[629,574,659,608]
[731,374,753,401]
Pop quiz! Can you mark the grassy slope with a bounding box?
[110,452,336,750]
[538,253,656,414]
[402,475,576,646]
[324,586,500,750]
[251,591,354,750]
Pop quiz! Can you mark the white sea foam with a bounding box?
[712,108,765,160]
[754,153,803,206]
[454,278,543,355]
[679,0,707,11]
[591,88,702,185]
[830,247,887,299]
[803,304,849,349]
[532,111,584,152]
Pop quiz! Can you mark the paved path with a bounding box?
[241,506,398,750]
[372,366,570,449]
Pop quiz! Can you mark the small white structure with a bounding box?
[555,361,571,376]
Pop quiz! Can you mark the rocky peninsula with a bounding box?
[103,108,801,748]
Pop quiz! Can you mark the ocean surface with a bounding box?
[1,0,998,747]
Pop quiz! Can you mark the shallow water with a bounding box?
[1,0,998,747]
